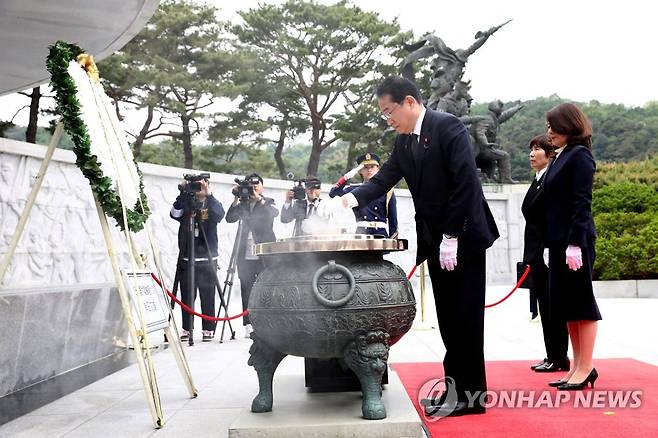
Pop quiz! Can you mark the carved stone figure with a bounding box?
[460,99,523,183]
[436,80,473,117]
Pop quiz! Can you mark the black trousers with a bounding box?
[427,249,487,402]
[529,291,538,316]
[179,260,218,332]
[238,259,264,326]
[530,261,569,361]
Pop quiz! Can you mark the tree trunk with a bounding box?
[181,116,193,169]
[25,87,41,143]
[274,118,288,179]
[306,116,322,177]
[345,140,357,172]
[132,105,154,158]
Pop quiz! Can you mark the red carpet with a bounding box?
[391,359,657,438]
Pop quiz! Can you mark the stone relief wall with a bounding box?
[0,138,525,291]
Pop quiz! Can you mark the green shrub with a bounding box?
[634,218,658,276]
[592,176,658,280]
[594,213,658,280]
[594,155,658,190]
[594,211,654,239]
[592,182,658,215]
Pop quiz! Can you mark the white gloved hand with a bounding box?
[315,197,343,221]
[344,164,364,180]
[543,248,549,267]
[439,236,458,271]
[565,245,583,271]
[341,192,359,208]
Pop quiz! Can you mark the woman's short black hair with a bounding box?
[376,76,422,104]
[529,134,554,158]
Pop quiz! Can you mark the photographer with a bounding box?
[170,176,225,342]
[280,177,322,227]
[226,173,278,338]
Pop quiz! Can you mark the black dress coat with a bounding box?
[522,174,547,265]
[522,172,569,359]
[350,108,499,265]
[543,145,601,321]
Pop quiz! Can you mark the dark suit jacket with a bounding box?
[280,198,320,223]
[350,108,499,264]
[226,197,278,260]
[521,174,547,264]
[171,195,224,258]
[543,145,596,248]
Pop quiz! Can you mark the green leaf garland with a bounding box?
[46,41,150,232]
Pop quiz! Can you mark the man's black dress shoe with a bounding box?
[534,358,570,373]
[424,401,486,418]
[530,358,548,370]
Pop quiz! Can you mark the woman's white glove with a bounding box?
[543,248,549,267]
[565,245,583,271]
[439,236,458,271]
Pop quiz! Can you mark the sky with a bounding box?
[2,0,657,127]
[214,0,658,107]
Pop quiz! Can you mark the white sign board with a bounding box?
[122,270,170,333]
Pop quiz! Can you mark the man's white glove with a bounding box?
[543,248,549,267]
[341,193,359,208]
[315,197,343,220]
[344,164,364,180]
[439,236,458,271]
[565,245,583,271]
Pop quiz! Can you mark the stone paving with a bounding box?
[1,285,656,438]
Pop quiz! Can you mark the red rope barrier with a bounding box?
[406,263,531,309]
[150,273,248,322]
[407,265,417,280]
[485,264,531,308]
[154,259,530,320]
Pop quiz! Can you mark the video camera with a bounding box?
[233,176,261,203]
[178,173,210,194]
[286,173,307,201]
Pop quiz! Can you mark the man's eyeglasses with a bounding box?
[380,103,400,121]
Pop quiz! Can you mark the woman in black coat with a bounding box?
[522,134,569,373]
[544,103,601,390]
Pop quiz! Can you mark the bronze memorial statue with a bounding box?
[401,20,521,183]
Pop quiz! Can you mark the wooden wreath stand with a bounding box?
[0,123,197,428]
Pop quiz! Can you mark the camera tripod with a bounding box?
[215,200,250,343]
[168,196,235,345]
[292,198,308,237]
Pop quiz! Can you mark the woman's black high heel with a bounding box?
[548,379,567,387]
[557,368,598,390]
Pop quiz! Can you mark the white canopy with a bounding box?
[0,0,159,96]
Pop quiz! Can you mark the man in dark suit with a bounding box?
[522,135,569,373]
[226,173,278,338]
[340,76,499,416]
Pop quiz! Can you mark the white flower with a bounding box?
[67,61,141,209]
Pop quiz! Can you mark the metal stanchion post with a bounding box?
[414,261,435,330]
